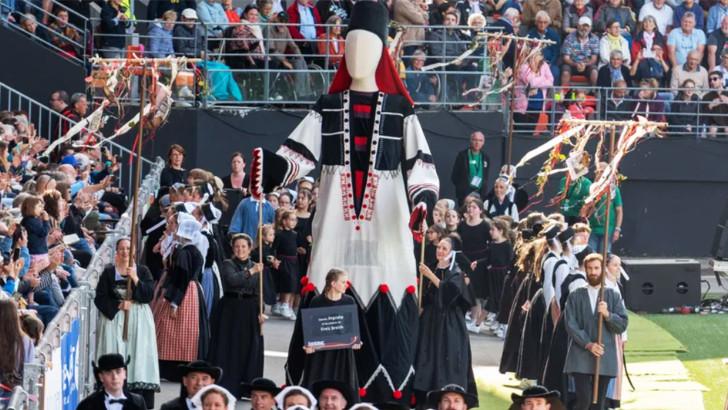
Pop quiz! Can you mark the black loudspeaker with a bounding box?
[711,198,728,259]
[622,258,701,313]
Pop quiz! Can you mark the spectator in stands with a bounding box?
[522,0,562,30]
[148,0,197,21]
[639,0,674,35]
[393,0,429,62]
[667,12,706,67]
[227,5,266,69]
[492,8,520,69]
[197,0,228,37]
[599,20,631,66]
[674,0,705,31]
[456,0,485,26]
[68,93,88,123]
[317,15,345,69]
[702,70,728,137]
[406,50,439,104]
[715,49,728,86]
[602,79,635,119]
[671,79,701,135]
[597,50,632,88]
[632,78,667,121]
[428,11,477,101]
[50,90,72,138]
[316,0,352,24]
[561,16,600,86]
[48,8,82,58]
[19,13,48,42]
[671,50,709,93]
[0,300,35,400]
[222,0,242,23]
[707,15,728,70]
[99,0,131,58]
[147,10,177,58]
[630,42,670,85]
[707,0,728,34]
[594,0,636,36]
[514,50,554,125]
[429,0,447,26]
[174,8,205,58]
[563,0,594,35]
[287,0,323,56]
[258,0,274,22]
[527,11,561,81]
[630,16,666,62]
[267,11,314,98]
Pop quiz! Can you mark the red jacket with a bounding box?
[286,2,323,40]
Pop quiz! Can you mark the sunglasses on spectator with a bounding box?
[710,77,722,81]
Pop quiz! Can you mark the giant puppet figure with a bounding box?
[249,0,439,403]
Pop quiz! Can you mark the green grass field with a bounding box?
[642,314,728,409]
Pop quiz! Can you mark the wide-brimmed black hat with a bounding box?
[92,353,129,375]
[240,377,281,398]
[177,360,223,381]
[558,227,574,243]
[312,380,358,407]
[426,384,478,409]
[347,0,389,44]
[508,385,565,410]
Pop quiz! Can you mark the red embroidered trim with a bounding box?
[341,171,354,221]
[363,172,379,221]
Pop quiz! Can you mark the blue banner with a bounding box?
[61,319,80,410]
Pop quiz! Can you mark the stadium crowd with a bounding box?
[4,0,728,134]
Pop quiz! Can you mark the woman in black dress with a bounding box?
[456,198,491,333]
[301,268,362,389]
[413,237,478,407]
[207,233,265,398]
[159,144,188,193]
[222,152,250,191]
[294,190,313,302]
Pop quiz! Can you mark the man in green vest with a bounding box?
[451,131,490,205]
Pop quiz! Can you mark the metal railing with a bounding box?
[21,156,164,410]
[0,0,89,65]
[0,82,155,192]
[87,19,504,109]
[510,84,728,139]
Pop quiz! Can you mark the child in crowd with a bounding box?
[20,196,51,270]
[272,210,301,320]
[444,208,460,234]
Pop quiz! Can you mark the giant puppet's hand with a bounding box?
[249,147,289,198]
[408,202,428,244]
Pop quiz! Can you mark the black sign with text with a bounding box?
[301,304,360,351]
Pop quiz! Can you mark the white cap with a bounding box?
[191,385,236,410]
[275,386,317,410]
[578,16,592,26]
[177,217,202,241]
[181,8,198,19]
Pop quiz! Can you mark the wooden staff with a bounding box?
[505,38,520,167]
[593,125,616,403]
[258,199,264,334]
[418,220,427,308]
[123,68,147,341]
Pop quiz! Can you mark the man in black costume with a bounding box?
[76,353,147,410]
[313,380,357,410]
[241,377,281,410]
[508,385,565,410]
[426,384,478,410]
[159,360,222,410]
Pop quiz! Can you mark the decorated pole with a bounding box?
[258,197,264,333]
[418,219,426,308]
[123,66,147,342]
[593,125,616,403]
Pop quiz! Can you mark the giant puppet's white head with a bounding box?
[345,29,383,92]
